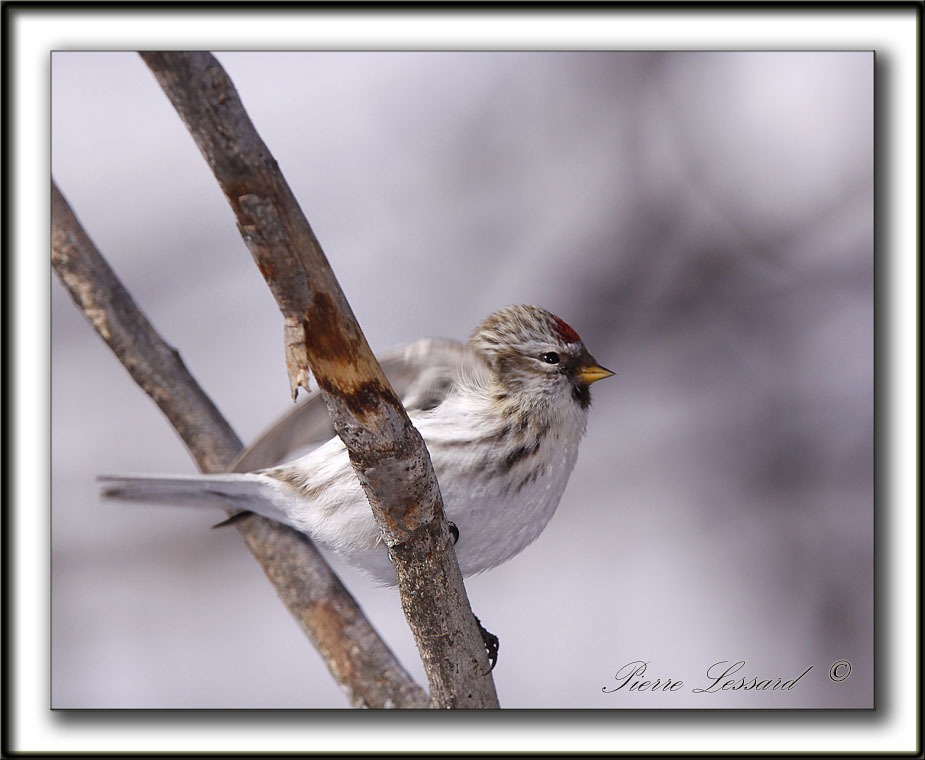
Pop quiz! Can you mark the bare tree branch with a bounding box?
[139,51,499,708]
[51,180,429,709]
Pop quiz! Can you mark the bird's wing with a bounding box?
[231,338,467,473]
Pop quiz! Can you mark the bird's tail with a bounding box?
[98,473,293,527]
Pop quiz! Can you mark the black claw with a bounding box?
[448,521,459,545]
[473,614,499,673]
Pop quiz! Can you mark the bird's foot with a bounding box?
[473,614,499,673]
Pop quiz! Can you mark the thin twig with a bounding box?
[140,51,499,708]
[51,180,429,709]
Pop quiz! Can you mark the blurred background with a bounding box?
[51,52,872,708]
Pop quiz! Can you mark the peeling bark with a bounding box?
[140,51,499,708]
[52,180,429,709]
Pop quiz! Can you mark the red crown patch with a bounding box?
[553,316,582,344]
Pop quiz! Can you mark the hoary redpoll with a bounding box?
[100,305,614,586]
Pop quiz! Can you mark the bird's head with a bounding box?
[468,305,614,410]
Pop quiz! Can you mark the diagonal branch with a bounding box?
[51,180,429,709]
[140,51,499,708]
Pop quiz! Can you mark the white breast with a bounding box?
[417,390,589,578]
[275,385,590,586]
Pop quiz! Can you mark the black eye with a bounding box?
[541,352,560,364]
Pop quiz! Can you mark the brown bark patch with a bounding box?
[305,292,354,360]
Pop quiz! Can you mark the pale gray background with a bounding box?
[51,51,873,708]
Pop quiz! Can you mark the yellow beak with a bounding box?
[576,363,615,385]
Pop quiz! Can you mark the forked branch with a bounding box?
[51,180,429,709]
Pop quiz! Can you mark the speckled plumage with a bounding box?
[100,305,613,585]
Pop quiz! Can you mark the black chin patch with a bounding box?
[572,383,591,410]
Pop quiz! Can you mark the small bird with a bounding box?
[100,305,614,586]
